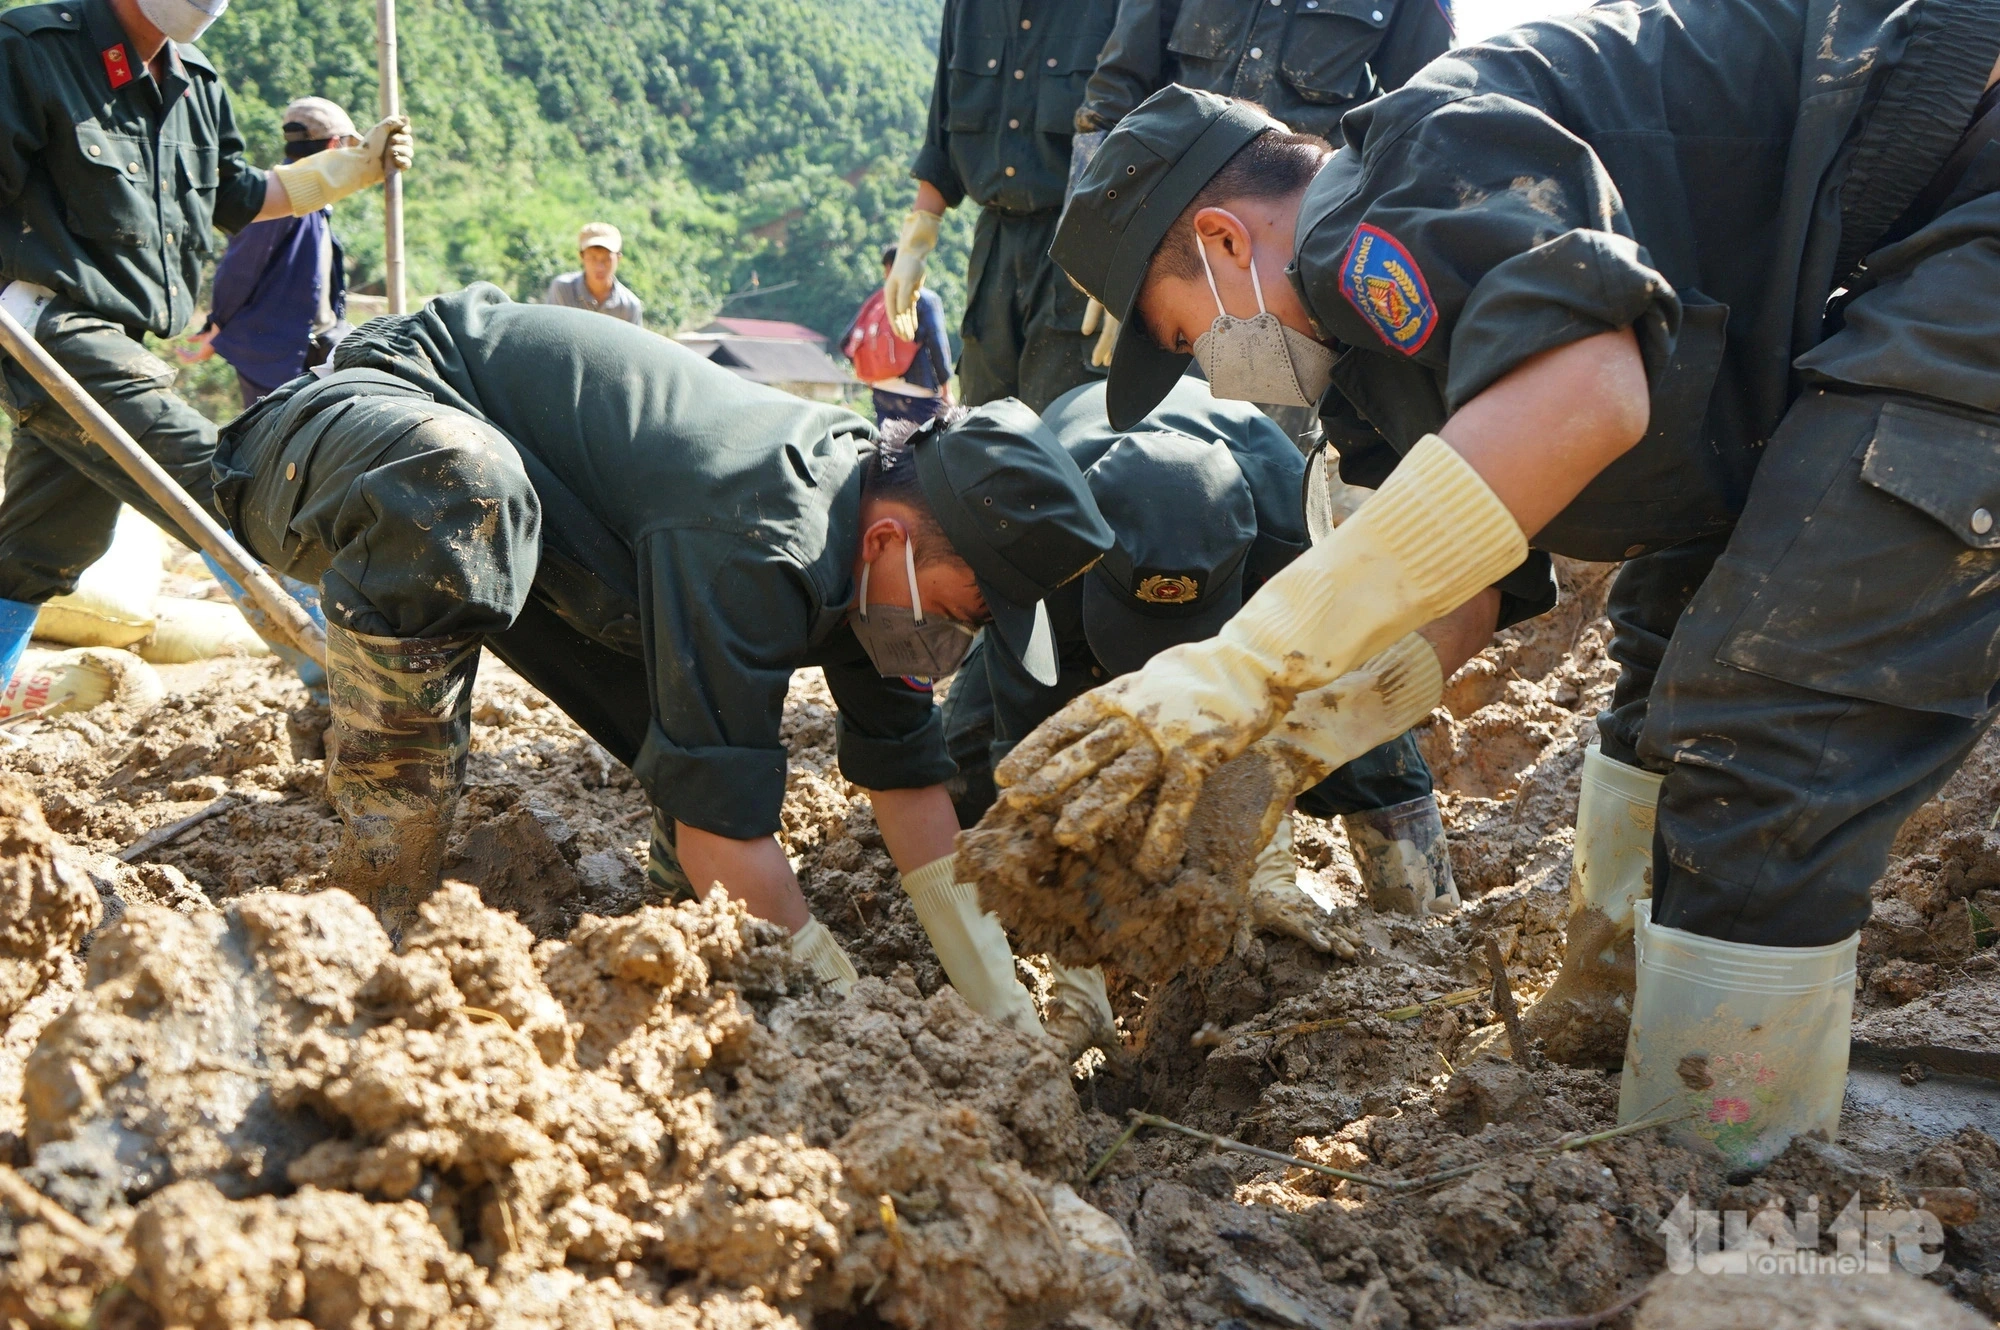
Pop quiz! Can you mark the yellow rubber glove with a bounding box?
[884,209,941,341]
[1043,962,1117,1059]
[902,854,1043,1036]
[1080,298,1119,369]
[1243,814,1361,958]
[272,116,414,216]
[996,436,1520,881]
[789,917,859,995]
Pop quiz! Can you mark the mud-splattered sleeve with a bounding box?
[1077,0,1177,132]
[1297,88,1679,412]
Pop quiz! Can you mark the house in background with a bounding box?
[675,317,854,402]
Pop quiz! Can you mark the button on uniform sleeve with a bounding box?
[629,528,814,840]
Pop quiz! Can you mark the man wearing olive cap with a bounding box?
[547,222,644,327]
[0,0,412,712]
[944,375,1455,926]
[1019,0,2000,1171]
[214,284,1112,1036]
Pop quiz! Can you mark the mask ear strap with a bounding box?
[1248,246,1269,317]
[1197,235,1226,318]
[857,559,872,618]
[903,536,926,625]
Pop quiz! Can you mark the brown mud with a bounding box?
[1,556,1998,1326]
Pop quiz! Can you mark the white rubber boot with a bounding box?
[1619,899,1858,1174]
[1519,745,1664,1066]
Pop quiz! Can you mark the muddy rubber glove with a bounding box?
[1242,814,1363,958]
[1043,962,1118,1059]
[0,647,164,720]
[789,917,859,995]
[996,436,1521,882]
[902,854,1043,1036]
[272,115,413,215]
[1081,299,1119,369]
[884,209,941,341]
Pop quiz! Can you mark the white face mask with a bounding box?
[851,536,978,680]
[138,0,227,44]
[1190,231,1338,410]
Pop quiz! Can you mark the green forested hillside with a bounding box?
[16,0,973,339]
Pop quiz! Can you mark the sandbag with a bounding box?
[0,647,165,720]
[34,508,165,648]
[139,597,272,664]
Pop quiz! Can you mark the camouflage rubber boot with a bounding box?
[1342,794,1460,916]
[324,623,479,938]
[647,807,697,904]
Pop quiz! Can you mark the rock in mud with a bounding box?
[0,775,100,1023]
[1633,1268,1991,1329]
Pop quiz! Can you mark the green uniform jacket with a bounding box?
[1076,0,1454,140]
[319,289,952,840]
[913,0,1120,212]
[1291,0,2000,563]
[0,0,264,337]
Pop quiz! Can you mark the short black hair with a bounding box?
[1150,127,1331,284]
[862,407,971,567]
[882,245,899,268]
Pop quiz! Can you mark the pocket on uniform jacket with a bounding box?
[1717,399,2000,718]
[1036,51,1097,134]
[947,46,1003,132]
[1280,0,1387,104]
[63,120,148,245]
[173,141,220,257]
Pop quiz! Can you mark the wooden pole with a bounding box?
[376,0,407,315]
[0,304,326,662]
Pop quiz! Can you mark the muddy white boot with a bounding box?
[324,624,478,939]
[1519,745,1664,1066]
[789,917,859,994]
[902,854,1043,1037]
[1619,900,1858,1173]
[1342,794,1459,916]
[1043,962,1118,1059]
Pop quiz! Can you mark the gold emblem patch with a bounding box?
[1135,574,1199,604]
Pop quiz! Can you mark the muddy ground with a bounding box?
[1,557,1997,1328]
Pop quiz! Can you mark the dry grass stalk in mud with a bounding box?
[962,741,1298,986]
[0,779,1157,1330]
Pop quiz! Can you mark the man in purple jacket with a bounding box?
[183,97,355,404]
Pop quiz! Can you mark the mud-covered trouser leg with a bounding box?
[0,304,219,604]
[324,623,480,935]
[1640,386,2000,946]
[956,208,1102,412]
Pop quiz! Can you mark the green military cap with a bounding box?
[915,398,1115,686]
[1081,430,1258,676]
[1052,86,1285,431]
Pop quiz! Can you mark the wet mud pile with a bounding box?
[1,556,1998,1327]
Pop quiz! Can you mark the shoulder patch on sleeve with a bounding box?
[1338,223,1438,356]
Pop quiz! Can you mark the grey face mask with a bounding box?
[851,537,978,681]
[1190,234,1338,410]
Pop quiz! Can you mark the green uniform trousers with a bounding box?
[1637,191,2000,946]
[957,208,1102,413]
[0,301,217,602]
